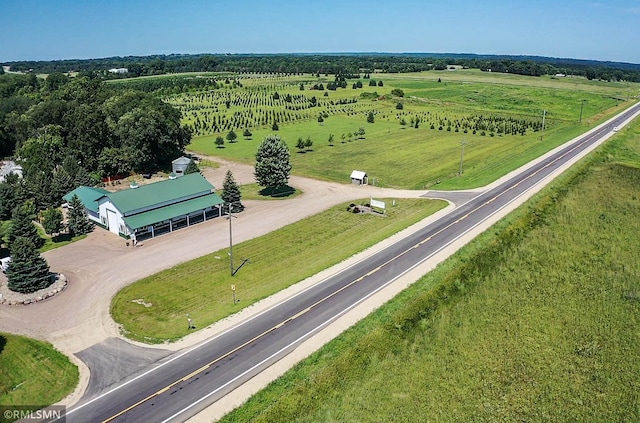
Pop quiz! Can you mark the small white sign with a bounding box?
[371,198,386,210]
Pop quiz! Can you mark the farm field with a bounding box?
[111,198,446,343]
[219,120,640,422]
[0,333,78,413]
[162,69,638,189]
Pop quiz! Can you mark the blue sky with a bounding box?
[1,0,639,64]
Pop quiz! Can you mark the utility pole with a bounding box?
[458,138,467,176]
[227,202,250,277]
[228,205,234,276]
[579,100,585,123]
[541,110,546,140]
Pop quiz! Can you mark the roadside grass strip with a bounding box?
[219,114,640,422]
[111,198,446,343]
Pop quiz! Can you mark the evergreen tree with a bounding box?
[184,160,200,175]
[8,203,44,249]
[296,137,306,152]
[215,136,225,148]
[243,128,252,139]
[73,166,94,187]
[0,183,16,220]
[67,194,94,236]
[226,130,237,143]
[367,111,375,123]
[51,166,75,207]
[221,170,242,212]
[42,208,64,237]
[254,135,292,189]
[7,236,51,294]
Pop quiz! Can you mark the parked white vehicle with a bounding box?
[0,256,11,273]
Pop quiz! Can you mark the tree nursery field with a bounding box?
[163,69,637,189]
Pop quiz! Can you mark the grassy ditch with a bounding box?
[220,117,640,421]
[111,198,446,343]
[0,333,78,413]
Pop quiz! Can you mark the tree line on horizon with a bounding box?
[3,53,640,82]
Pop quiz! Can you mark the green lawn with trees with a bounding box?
[111,198,446,343]
[0,333,78,413]
[219,117,640,423]
[176,70,635,189]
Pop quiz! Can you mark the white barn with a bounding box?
[65,173,224,241]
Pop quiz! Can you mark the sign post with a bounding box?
[370,196,386,214]
[231,284,236,304]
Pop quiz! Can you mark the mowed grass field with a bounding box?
[0,333,78,411]
[111,198,446,343]
[177,70,637,189]
[219,119,640,421]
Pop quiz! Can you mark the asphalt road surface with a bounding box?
[53,103,640,423]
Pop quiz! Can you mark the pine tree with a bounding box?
[42,208,64,237]
[9,203,44,249]
[51,166,75,207]
[7,236,51,293]
[221,170,242,212]
[67,195,94,236]
[254,135,292,189]
[184,160,200,175]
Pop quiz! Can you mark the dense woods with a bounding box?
[0,73,191,211]
[5,53,640,82]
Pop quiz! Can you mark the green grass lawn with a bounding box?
[219,109,640,422]
[239,183,300,200]
[111,198,446,343]
[0,333,78,412]
[180,70,635,189]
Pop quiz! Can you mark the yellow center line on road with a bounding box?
[103,129,601,422]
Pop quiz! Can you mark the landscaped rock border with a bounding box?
[0,274,67,306]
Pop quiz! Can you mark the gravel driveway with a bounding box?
[0,159,424,356]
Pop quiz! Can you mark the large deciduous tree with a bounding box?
[254,135,292,190]
[7,236,51,293]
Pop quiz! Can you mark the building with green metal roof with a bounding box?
[63,186,110,222]
[66,173,224,240]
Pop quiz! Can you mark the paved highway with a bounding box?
[56,102,640,423]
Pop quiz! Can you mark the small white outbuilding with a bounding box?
[172,156,192,177]
[350,170,368,185]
